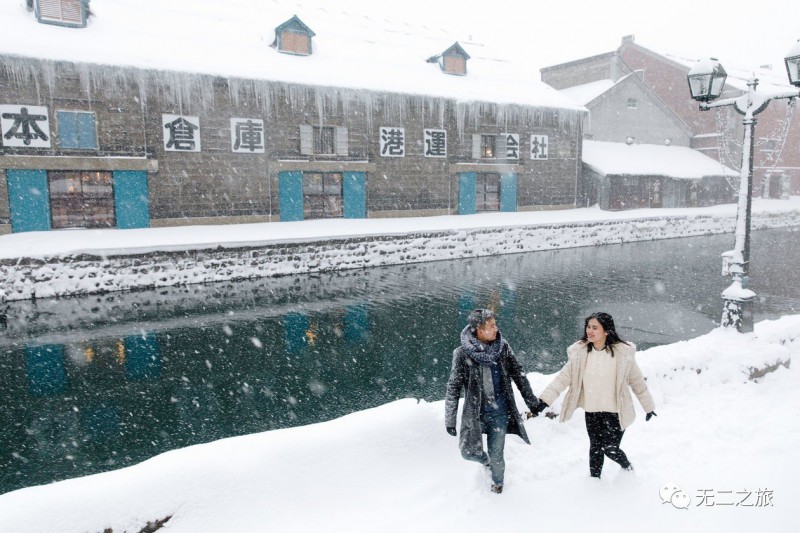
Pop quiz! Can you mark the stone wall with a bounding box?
[2,210,798,302]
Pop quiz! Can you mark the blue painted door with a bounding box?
[458,172,476,215]
[6,169,51,233]
[500,173,518,212]
[113,170,150,229]
[279,171,304,221]
[343,171,366,218]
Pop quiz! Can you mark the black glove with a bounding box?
[526,401,548,419]
[646,411,657,421]
[446,426,457,436]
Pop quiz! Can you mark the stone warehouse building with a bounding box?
[0,1,585,234]
[542,36,800,205]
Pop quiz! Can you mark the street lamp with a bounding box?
[786,40,800,87]
[688,43,800,332]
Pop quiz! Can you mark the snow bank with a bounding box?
[1,200,799,301]
[0,315,797,533]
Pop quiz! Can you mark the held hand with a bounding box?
[526,401,549,419]
[646,411,657,421]
[446,426,457,436]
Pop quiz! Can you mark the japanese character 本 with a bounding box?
[1,105,51,147]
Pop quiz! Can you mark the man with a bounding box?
[445,309,543,494]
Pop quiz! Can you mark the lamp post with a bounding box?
[687,43,800,332]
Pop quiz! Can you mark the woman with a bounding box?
[534,312,656,478]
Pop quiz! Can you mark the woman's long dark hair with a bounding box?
[581,312,628,357]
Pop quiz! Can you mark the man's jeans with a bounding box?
[472,411,508,485]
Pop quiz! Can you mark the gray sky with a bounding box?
[400,0,798,74]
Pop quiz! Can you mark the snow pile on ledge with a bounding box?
[0,315,797,533]
[2,201,799,302]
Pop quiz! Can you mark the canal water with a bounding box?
[1,228,798,494]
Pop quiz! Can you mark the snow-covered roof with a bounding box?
[560,79,616,105]
[633,40,796,97]
[0,0,584,111]
[582,140,738,179]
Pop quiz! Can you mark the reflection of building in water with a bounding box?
[284,312,309,355]
[344,305,369,344]
[25,345,66,396]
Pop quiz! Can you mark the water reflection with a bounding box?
[1,228,797,493]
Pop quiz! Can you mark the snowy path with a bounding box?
[0,316,798,532]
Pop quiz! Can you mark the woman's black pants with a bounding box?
[584,411,631,477]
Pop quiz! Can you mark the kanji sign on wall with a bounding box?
[423,129,446,158]
[230,118,265,153]
[503,133,520,159]
[0,105,51,148]
[162,114,201,152]
[530,134,549,160]
[380,127,405,157]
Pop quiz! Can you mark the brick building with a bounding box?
[0,1,585,234]
[542,35,799,205]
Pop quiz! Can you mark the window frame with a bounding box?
[475,172,501,212]
[302,172,344,219]
[48,170,116,229]
[57,110,98,150]
[280,30,311,55]
[627,98,638,110]
[481,135,497,159]
[313,126,336,155]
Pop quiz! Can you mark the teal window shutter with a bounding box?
[7,169,51,233]
[113,170,150,229]
[58,111,96,149]
[57,111,78,148]
[343,171,366,218]
[279,171,304,221]
[500,173,518,212]
[77,111,97,148]
[458,172,477,215]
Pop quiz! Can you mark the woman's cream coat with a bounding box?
[539,340,655,430]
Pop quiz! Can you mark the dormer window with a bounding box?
[429,42,470,76]
[274,15,315,56]
[35,0,88,28]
